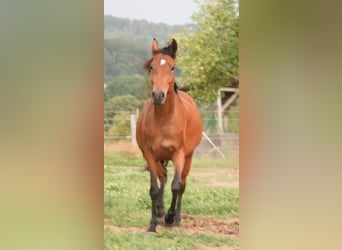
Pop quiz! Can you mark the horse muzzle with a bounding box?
[152,91,166,105]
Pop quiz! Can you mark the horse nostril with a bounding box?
[151,91,165,104]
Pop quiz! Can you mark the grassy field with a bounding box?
[104,143,239,250]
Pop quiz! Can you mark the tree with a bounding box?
[104,95,142,136]
[104,74,146,101]
[104,37,148,80]
[175,0,239,103]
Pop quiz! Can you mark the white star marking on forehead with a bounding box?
[160,58,166,66]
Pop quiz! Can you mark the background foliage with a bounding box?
[104,0,239,137]
[176,0,239,103]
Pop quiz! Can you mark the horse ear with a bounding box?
[169,39,177,55]
[152,38,159,55]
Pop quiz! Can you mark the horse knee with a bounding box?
[171,179,182,193]
[150,186,159,200]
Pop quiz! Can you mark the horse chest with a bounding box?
[145,126,182,155]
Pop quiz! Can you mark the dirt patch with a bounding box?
[105,214,239,238]
[105,224,147,233]
[201,246,234,250]
[210,181,239,188]
[177,214,239,238]
[104,142,140,155]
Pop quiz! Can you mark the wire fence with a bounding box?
[104,109,239,158]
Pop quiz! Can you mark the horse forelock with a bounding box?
[142,49,176,71]
[142,45,178,95]
[159,47,176,59]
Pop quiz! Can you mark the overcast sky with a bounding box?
[104,0,199,25]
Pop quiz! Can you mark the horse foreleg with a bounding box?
[146,158,168,232]
[144,154,161,232]
[148,175,159,232]
[165,152,185,225]
[156,163,167,220]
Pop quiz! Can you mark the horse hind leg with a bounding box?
[144,158,168,172]
[161,160,169,167]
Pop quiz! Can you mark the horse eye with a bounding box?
[171,67,175,71]
[149,66,153,72]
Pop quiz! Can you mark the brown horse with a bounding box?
[136,38,203,232]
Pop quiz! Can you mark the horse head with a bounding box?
[143,38,178,105]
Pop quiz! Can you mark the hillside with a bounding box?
[104,15,196,48]
[104,15,196,101]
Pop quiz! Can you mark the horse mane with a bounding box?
[174,82,179,92]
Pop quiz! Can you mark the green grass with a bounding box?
[104,152,238,169]
[192,154,239,169]
[104,228,237,250]
[104,166,150,227]
[104,154,239,249]
[104,153,145,167]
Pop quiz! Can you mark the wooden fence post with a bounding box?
[130,114,136,145]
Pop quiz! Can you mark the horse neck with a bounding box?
[154,88,177,120]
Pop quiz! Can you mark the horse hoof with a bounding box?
[147,227,157,233]
[146,231,157,235]
[164,214,175,225]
